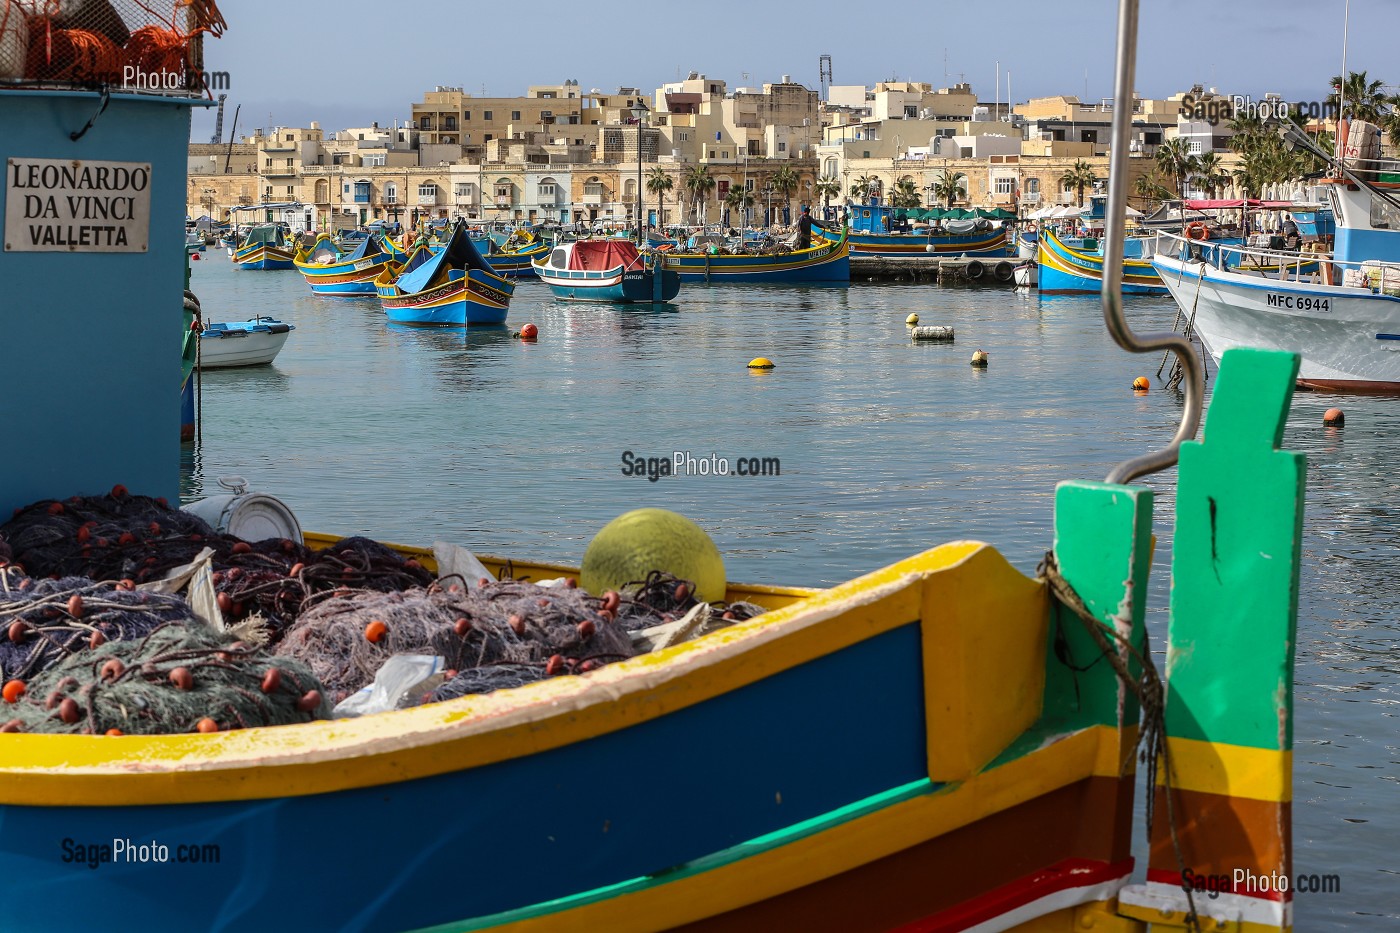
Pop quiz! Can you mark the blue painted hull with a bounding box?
[668,234,850,284]
[234,256,295,271]
[308,279,379,296]
[1037,230,1167,295]
[832,227,1010,258]
[540,268,682,302]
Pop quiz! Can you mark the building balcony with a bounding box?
[416,195,438,205]
[1021,192,1041,204]
[262,167,296,177]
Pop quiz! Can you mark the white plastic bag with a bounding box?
[332,655,447,718]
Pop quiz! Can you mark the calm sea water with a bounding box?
[186,250,1397,928]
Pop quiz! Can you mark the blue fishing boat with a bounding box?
[480,230,549,278]
[664,226,850,283]
[232,225,296,270]
[375,221,515,325]
[293,233,397,297]
[817,201,1010,257]
[534,239,681,303]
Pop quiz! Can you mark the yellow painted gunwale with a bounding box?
[0,539,994,806]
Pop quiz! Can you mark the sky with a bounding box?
[189,0,1400,141]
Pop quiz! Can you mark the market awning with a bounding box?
[1183,199,1298,209]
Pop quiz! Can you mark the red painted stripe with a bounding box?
[893,858,1133,933]
[1145,869,1290,903]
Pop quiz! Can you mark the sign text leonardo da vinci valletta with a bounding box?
[4,157,151,252]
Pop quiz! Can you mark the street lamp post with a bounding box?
[629,99,650,244]
[763,184,774,227]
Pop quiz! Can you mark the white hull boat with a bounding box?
[198,318,294,369]
[1013,261,1037,288]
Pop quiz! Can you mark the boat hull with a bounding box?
[537,265,682,302]
[1038,230,1166,295]
[197,329,290,368]
[295,256,395,297]
[667,236,850,284]
[485,241,548,278]
[377,271,513,326]
[1154,253,1400,390]
[835,227,1009,258]
[233,244,296,271]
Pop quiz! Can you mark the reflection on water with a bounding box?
[186,251,1397,927]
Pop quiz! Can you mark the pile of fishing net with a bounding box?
[0,570,329,735]
[0,490,432,641]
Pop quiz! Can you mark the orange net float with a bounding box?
[23,17,123,84]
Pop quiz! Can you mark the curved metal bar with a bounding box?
[1102,0,1204,485]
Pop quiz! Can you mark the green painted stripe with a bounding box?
[406,777,938,932]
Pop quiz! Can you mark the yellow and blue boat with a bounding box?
[375,221,515,326]
[232,224,296,271]
[663,227,850,284]
[0,3,1307,931]
[482,229,550,278]
[294,232,399,297]
[1038,227,1168,294]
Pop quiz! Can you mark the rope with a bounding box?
[1164,264,1210,392]
[1038,551,1202,933]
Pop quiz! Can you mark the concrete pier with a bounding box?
[849,255,1017,284]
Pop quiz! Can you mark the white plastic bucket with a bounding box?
[182,476,303,543]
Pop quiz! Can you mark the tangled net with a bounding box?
[276,579,636,701]
[0,572,192,680]
[2,619,330,735]
[0,493,434,641]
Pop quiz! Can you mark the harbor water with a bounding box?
[187,251,1398,928]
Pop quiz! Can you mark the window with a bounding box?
[511,110,521,121]
[419,116,431,129]
[777,142,786,152]
[539,184,556,197]
[286,185,294,195]
[264,158,272,168]
[364,153,386,167]
[1025,178,1040,194]
[444,117,457,130]
[285,157,293,167]
[353,182,370,204]
[994,177,1014,195]
[904,105,918,118]
[418,183,437,199]
[494,184,511,199]
[1145,131,1162,145]
[484,134,493,142]
[264,186,273,198]
[584,182,603,197]
[483,110,493,121]
[1080,130,1097,144]
[1189,140,1204,154]
[454,183,472,199]
[463,111,470,121]
[385,183,397,204]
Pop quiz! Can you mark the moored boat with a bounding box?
[1038,227,1167,294]
[232,225,296,270]
[482,230,550,278]
[375,221,515,326]
[534,238,681,303]
[198,318,295,368]
[664,226,850,284]
[817,201,1010,257]
[293,232,397,297]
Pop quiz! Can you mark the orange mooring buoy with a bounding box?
[1133,376,1150,391]
[1323,407,1345,426]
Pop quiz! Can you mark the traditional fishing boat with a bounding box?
[197,318,295,368]
[817,201,1010,257]
[663,226,850,284]
[1,3,1307,931]
[1038,227,1167,294]
[375,221,515,326]
[232,225,296,271]
[1153,122,1400,393]
[534,238,682,303]
[293,232,398,297]
[481,229,550,278]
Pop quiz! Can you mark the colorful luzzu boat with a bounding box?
[534,239,682,303]
[482,232,550,278]
[818,201,1010,257]
[1037,227,1168,294]
[375,221,515,326]
[294,232,398,296]
[1,3,1305,931]
[231,224,296,270]
[663,226,850,284]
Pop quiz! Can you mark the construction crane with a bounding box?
[819,54,832,101]
[209,94,228,144]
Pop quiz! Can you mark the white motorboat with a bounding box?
[1013,260,1037,288]
[1151,124,1400,393]
[198,318,295,369]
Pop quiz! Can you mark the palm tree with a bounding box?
[890,178,921,209]
[1059,160,1099,207]
[850,174,878,203]
[645,167,673,229]
[1191,151,1230,199]
[814,176,841,217]
[1154,139,1197,199]
[724,184,754,228]
[1133,171,1175,207]
[770,165,799,225]
[682,164,715,224]
[931,169,965,209]
[1327,70,1389,123]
